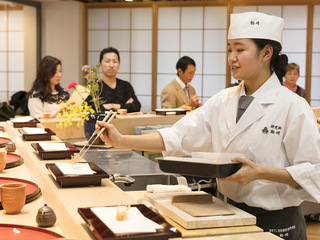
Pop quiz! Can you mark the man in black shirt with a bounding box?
[86,47,141,113]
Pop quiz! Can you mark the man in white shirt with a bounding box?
[161,56,202,109]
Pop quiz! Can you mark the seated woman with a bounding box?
[283,62,305,98]
[28,56,72,119]
[86,47,141,113]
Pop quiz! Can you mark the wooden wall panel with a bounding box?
[84,0,320,106]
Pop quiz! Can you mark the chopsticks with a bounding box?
[71,110,118,165]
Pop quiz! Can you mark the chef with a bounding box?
[97,12,320,240]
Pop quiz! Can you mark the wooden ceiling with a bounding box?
[74,0,144,2]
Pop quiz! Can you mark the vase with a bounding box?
[84,113,106,145]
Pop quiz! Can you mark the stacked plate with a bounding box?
[0,137,11,148]
[0,177,41,210]
[5,153,24,169]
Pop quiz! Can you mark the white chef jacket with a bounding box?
[158,73,320,211]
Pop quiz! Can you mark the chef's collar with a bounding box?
[175,77,188,90]
[239,81,248,97]
[238,72,280,104]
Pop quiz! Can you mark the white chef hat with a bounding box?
[228,12,284,45]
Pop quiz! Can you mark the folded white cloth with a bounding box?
[91,207,163,235]
[11,117,34,123]
[147,184,191,193]
[23,127,46,134]
[39,142,69,151]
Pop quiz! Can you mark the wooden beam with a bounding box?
[152,4,158,110]
[0,4,23,10]
[225,2,232,87]
[305,3,314,104]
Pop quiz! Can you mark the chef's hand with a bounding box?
[217,157,261,186]
[96,121,122,147]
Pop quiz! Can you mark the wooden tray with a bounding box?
[0,137,11,148]
[144,191,256,229]
[0,223,64,239]
[46,162,109,187]
[0,177,42,210]
[18,128,56,141]
[31,142,79,159]
[5,152,24,169]
[78,204,181,240]
[12,118,40,128]
[171,194,235,217]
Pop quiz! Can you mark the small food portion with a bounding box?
[115,203,130,221]
[70,110,117,165]
[70,153,79,165]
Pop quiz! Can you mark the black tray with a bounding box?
[46,162,109,187]
[12,118,40,128]
[157,157,242,178]
[78,204,181,240]
[31,142,79,160]
[18,128,56,141]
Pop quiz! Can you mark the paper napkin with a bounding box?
[55,162,96,175]
[23,127,47,134]
[91,206,163,235]
[39,142,69,151]
[11,117,34,123]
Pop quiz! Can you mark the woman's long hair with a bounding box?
[28,56,63,101]
[252,39,288,84]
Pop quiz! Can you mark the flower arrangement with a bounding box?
[56,63,105,128]
[56,101,94,128]
[81,63,105,113]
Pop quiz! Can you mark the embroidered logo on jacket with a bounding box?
[262,125,282,135]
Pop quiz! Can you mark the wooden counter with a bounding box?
[1,120,282,240]
[2,121,136,240]
[40,113,185,139]
[0,129,63,236]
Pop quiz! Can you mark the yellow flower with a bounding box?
[55,100,94,129]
